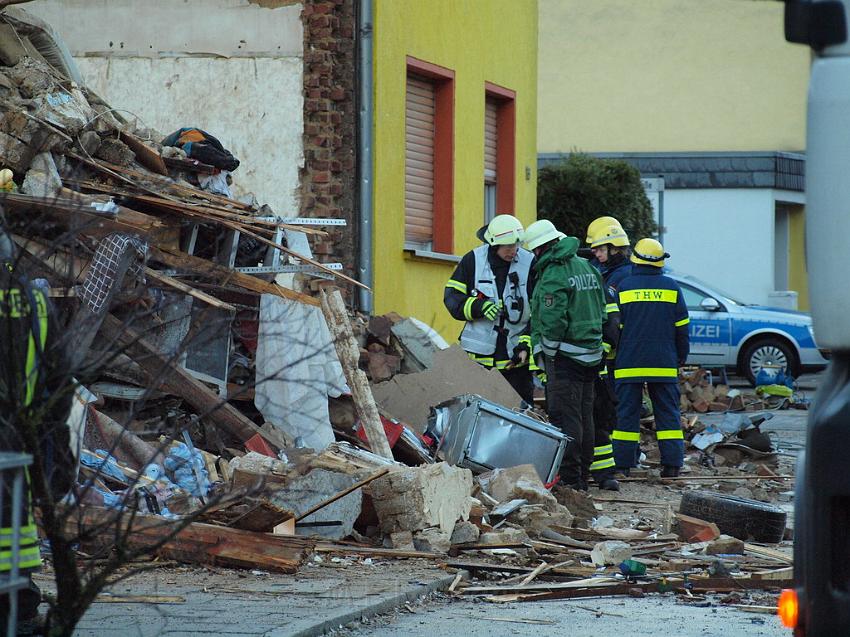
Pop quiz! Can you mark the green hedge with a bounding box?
[537,154,657,246]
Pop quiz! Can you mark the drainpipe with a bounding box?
[357,0,374,312]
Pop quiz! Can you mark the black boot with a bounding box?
[661,465,680,478]
[598,478,620,491]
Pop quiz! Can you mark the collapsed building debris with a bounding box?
[0,11,800,622]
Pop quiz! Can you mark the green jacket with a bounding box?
[530,236,606,367]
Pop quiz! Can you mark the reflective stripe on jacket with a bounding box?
[614,266,690,383]
[459,244,533,357]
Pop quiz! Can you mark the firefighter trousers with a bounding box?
[613,381,684,470]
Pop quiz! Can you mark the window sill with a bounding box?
[403,245,461,263]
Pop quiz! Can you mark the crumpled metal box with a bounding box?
[427,394,569,484]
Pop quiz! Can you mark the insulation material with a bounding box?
[254,294,346,450]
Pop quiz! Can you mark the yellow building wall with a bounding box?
[788,205,809,311]
[372,0,538,341]
[538,0,810,153]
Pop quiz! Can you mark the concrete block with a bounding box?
[370,462,473,534]
[270,468,364,541]
[21,151,61,196]
[478,526,530,546]
[705,534,745,555]
[590,540,633,566]
[413,528,451,553]
[383,530,415,551]
[479,464,558,512]
[450,520,480,545]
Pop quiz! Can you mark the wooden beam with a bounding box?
[321,289,392,458]
[67,507,314,574]
[99,314,271,446]
[150,246,320,307]
[144,267,236,312]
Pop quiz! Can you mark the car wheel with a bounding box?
[679,490,787,543]
[741,337,799,386]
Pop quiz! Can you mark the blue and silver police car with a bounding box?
[670,272,829,384]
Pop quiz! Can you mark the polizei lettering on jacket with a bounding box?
[569,273,601,292]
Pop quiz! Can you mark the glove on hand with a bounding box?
[481,300,501,321]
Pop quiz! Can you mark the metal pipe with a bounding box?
[357,0,374,312]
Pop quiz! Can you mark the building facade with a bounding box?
[538,0,811,308]
[371,0,539,338]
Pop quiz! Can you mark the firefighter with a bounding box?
[525,219,606,491]
[444,214,535,404]
[612,238,690,477]
[584,217,634,491]
[586,216,633,291]
[0,227,73,635]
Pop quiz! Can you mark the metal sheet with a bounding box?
[433,394,568,484]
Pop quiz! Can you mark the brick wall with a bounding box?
[301,0,357,294]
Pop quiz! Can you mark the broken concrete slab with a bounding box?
[590,540,633,566]
[270,468,364,541]
[21,151,61,196]
[371,345,521,433]
[507,505,575,537]
[369,462,473,534]
[478,526,531,546]
[450,520,480,545]
[413,528,452,553]
[95,136,136,166]
[553,485,599,521]
[478,464,558,512]
[391,317,444,372]
[383,530,415,551]
[0,129,33,173]
[705,534,745,555]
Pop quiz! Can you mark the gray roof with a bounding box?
[537,151,805,192]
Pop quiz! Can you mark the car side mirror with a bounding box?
[700,297,721,312]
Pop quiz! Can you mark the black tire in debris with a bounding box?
[679,490,787,543]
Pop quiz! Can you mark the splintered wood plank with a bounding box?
[149,246,320,307]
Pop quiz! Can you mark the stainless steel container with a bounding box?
[428,394,569,484]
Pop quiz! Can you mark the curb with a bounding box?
[284,572,461,637]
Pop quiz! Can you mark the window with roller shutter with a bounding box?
[405,75,435,246]
[484,97,498,223]
[404,57,454,253]
[484,83,516,219]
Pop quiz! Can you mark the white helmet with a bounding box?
[523,219,566,250]
[479,214,524,246]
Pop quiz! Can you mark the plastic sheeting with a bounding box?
[254,294,347,450]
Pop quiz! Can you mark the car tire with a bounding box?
[741,337,799,386]
[679,490,787,543]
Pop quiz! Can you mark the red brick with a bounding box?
[305,99,323,112]
[312,171,331,183]
[675,513,721,543]
[310,14,330,27]
[329,87,346,101]
[330,160,342,172]
[313,2,334,14]
[339,25,353,38]
[312,160,329,171]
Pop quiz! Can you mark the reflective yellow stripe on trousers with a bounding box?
[656,429,684,440]
[611,430,640,442]
[614,367,678,379]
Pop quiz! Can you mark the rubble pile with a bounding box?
[0,11,798,614]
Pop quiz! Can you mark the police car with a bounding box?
[670,272,829,385]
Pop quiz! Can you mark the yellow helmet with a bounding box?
[631,238,669,267]
[586,216,620,243]
[523,219,566,250]
[590,223,630,248]
[481,214,524,246]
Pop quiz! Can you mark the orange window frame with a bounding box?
[407,56,455,254]
[484,82,516,215]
